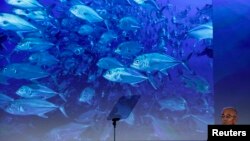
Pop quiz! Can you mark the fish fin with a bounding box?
[104,20,110,30]
[130,83,139,87]
[147,74,159,90]
[59,105,68,118]
[181,52,194,74]
[16,31,25,39]
[38,113,48,118]
[159,69,168,76]
[159,69,172,80]
[126,0,132,5]
[59,93,67,102]
[20,106,24,112]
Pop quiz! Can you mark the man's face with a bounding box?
[221,109,237,125]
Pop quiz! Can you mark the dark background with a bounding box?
[214,0,250,124]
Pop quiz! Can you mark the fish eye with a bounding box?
[11,68,17,73]
[135,60,139,64]
[74,49,81,55]
[3,68,7,72]
[21,88,25,92]
[3,20,8,25]
[29,56,34,60]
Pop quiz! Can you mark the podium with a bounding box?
[107,95,141,141]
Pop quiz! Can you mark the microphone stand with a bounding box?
[112,118,120,141]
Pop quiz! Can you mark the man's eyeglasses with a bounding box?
[221,115,236,119]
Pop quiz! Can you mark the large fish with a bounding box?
[1,63,49,80]
[15,38,55,52]
[181,74,210,94]
[188,22,213,40]
[115,41,143,57]
[78,24,94,36]
[133,0,160,10]
[0,13,37,31]
[16,84,66,102]
[5,0,43,9]
[98,30,117,45]
[69,5,103,23]
[29,52,59,66]
[97,57,124,70]
[158,97,187,111]
[13,9,48,21]
[65,44,85,55]
[118,17,140,31]
[5,99,67,118]
[103,67,148,85]
[131,53,183,73]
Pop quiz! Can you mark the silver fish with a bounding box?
[118,16,140,31]
[70,5,103,23]
[115,41,143,57]
[133,0,160,10]
[13,9,48,21]
[16,84,66,102]
[98,30,117,45]
[78,24,94,36]
[0,13,37,31]
[97,57,124,70]
[131,53,182,72]
[188,22,213,40]
[1,63,49,80]
[5,0,43,9]
[15,38,54,52]
[103,67,148,85]
[158,97,187,111]
[29,52,59,66]
[181,74,210,94]
[5,99,67,118]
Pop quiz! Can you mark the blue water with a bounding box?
[214,0,250,124]
[0,0,213,140]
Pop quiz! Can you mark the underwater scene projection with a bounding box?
[0,0,213,140]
